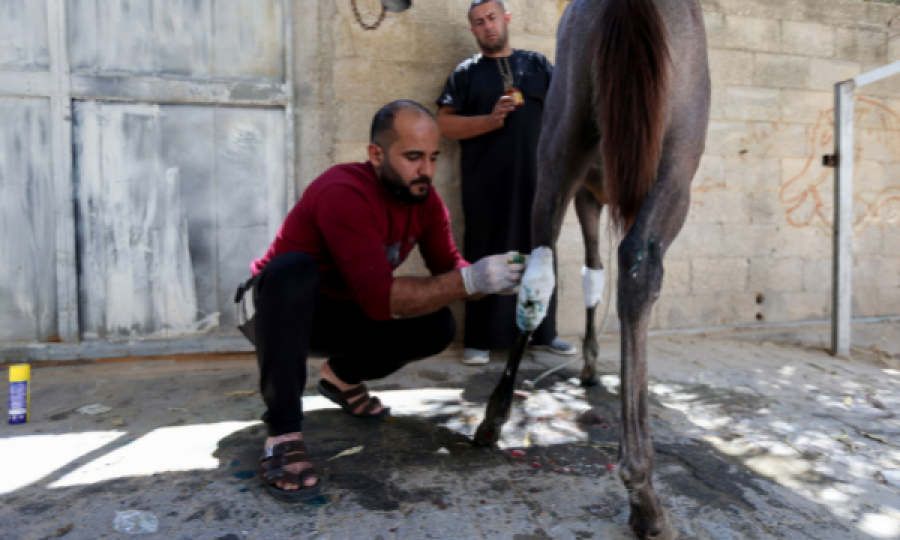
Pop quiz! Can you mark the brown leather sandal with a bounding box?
[318,379,391,419]
[259,440,323,502]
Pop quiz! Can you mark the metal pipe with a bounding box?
[854,60,900,88]
[831,80,854,358]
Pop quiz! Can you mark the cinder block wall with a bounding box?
[678,0,900,331]
[293,0,900,339]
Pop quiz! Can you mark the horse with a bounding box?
[473,1,711,538]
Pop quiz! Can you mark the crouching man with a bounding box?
[235,100,524,502]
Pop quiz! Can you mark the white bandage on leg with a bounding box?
[516,247,555,332]
[581,267,606,308]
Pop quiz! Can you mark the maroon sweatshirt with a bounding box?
[251,162,469,320]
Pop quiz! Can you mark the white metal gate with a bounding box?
[830,60,900,357]
[0,0,293,360]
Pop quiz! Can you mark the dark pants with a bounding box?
[240,252,456,436]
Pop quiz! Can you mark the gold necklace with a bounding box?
[496,56,515,91]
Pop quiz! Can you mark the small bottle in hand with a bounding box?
[504,88,525,109]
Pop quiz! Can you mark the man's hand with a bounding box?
[488,96,517,130]
[437,100,515,140]
[461,252,524,295]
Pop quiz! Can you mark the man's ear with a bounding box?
[368,142,384,167]
[505,11,511,25]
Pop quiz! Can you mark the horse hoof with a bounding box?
[473,423,499,447]
[580,375,600,387]
[630,510,678,540]
[648,524,678,540]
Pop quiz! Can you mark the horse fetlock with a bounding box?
[580,337,600,385]
[473,420,502,447]
[618,458,651,490]
[579,365,599,386]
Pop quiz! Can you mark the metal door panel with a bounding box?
[0,98,55,342]
[74,102,285,340]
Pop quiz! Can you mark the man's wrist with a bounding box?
[460,267,477,296]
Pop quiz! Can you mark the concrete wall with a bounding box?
[671,0,900,331]
[292,0,900,339]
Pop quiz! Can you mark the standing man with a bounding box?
[237,100,524,502]
[437,0,575,365]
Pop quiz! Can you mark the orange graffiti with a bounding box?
[739,121,791,156]
[779,97,900,236]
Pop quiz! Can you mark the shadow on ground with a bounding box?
[0,359,880,540]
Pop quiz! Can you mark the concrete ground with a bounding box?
[2,321,899,540]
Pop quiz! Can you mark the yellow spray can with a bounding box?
[8,364,30,424]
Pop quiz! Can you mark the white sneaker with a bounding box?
[461,348,490,365]
[529,338,578,356]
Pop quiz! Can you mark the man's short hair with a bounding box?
[468,0,506,21]
[370,100,436,149]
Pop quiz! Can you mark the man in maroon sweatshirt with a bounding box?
[236,100,524,501]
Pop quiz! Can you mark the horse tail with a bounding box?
[593,0,670,232]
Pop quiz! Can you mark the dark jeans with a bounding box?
[238,252,456,436]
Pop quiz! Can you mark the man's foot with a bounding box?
[320,361,385,415]
[262,432,318,492]
[462,348,490,366]
[529,337,577,356]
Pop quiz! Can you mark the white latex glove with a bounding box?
[516,247,555,332]
[461,251,525,295]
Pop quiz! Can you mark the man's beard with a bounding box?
[477,27,508,55]
[380,157,431,205]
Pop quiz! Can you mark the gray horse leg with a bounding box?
[574,182,605,386]
[616,1,710,535]
[472,331,531,447]
[617,132,706,540]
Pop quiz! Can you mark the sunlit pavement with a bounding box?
[1,321,899,540]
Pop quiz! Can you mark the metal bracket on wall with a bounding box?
[381,0,412,13]
[822,154,837,168]
[351,0,411,30]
